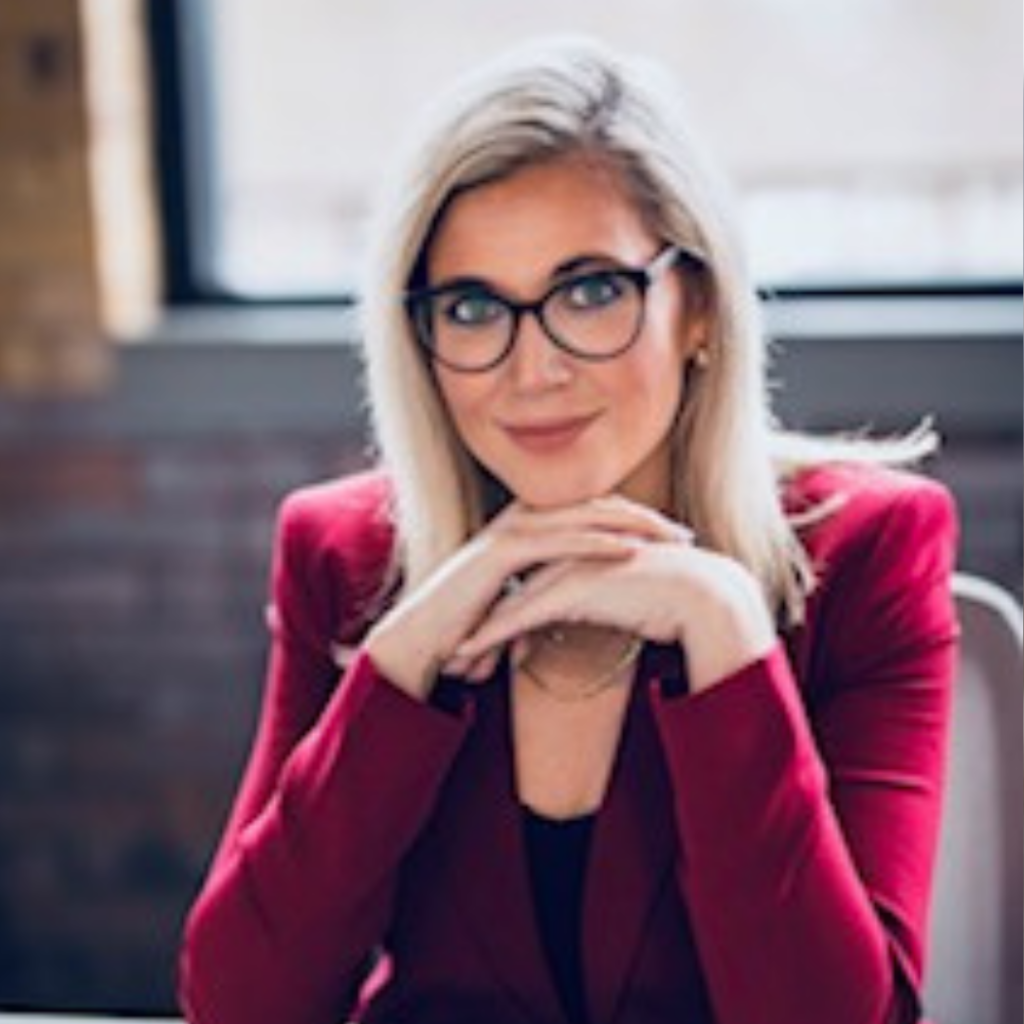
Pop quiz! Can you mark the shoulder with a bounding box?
[784,461,957,573]
[272,469,397,645]
[277,468,395,559]
[782,463,959,679]
[782,464,958,696]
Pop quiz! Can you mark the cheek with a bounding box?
[624,296,696,418]
[436,374,491,447]
[616,338,687,418]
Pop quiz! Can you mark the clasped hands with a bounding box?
[364,495,776,702]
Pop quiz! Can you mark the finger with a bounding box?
[439,651,473,677]
[511,494,690,544]
[440,642,503,680]
[510,634,534,667]
[463,647,502,682]
[501,560,573,606]
[494,529,638,599]
[456,571,592,663]
[509,525,643,562]
[484,564,579,651]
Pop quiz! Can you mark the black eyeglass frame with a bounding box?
[404,245,698,373]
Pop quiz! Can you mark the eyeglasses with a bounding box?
[404,245,693,374]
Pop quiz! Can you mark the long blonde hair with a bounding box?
[358,36,934,626]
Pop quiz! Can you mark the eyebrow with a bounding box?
[424,251,630,296]
[551,252,625,278]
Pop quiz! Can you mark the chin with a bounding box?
[502,468,615,510]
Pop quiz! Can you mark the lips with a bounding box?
[500,412,601,453]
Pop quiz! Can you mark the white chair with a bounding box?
[924,573,1023,1024]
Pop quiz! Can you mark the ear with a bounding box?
[677,275,712,361]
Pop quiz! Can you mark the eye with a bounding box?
[561,271,629,311]
[440,290,506,328]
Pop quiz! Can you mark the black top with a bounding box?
[522,804,596,1024]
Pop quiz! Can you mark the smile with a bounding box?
[500,412,602,454]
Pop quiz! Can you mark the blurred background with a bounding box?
[0,0,1020,1015]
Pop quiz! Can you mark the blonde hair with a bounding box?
[358,35,934,626]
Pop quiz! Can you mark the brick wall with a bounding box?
[0,356,368,1012]
[0,334,1019,1014]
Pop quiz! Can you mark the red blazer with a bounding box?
[179,463,959,1024]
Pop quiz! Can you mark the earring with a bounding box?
[692,346,711,369]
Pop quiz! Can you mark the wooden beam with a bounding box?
[0,0,161,394]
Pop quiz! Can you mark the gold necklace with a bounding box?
[518,636,643,703]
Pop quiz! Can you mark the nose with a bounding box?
[505,311,573,392]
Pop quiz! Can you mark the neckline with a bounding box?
[521,802,598,828]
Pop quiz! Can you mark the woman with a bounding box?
[179,37,958,1024]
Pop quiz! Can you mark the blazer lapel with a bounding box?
[433,647,681,1024]
[582,645,680,1024]
[439,662,566,1023]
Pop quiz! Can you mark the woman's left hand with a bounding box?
[446,495,777,693]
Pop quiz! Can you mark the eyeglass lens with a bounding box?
[420,268,645,371]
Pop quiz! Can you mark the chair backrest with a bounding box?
[924,573,1023,1024]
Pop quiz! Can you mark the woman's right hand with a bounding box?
[362,498,666,700]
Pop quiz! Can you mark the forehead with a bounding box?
[425,155,658,291]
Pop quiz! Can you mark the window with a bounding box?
[156,0,1023,301]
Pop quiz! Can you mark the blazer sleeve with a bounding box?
[178,486,473,1024]
[650,475,959,1024]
